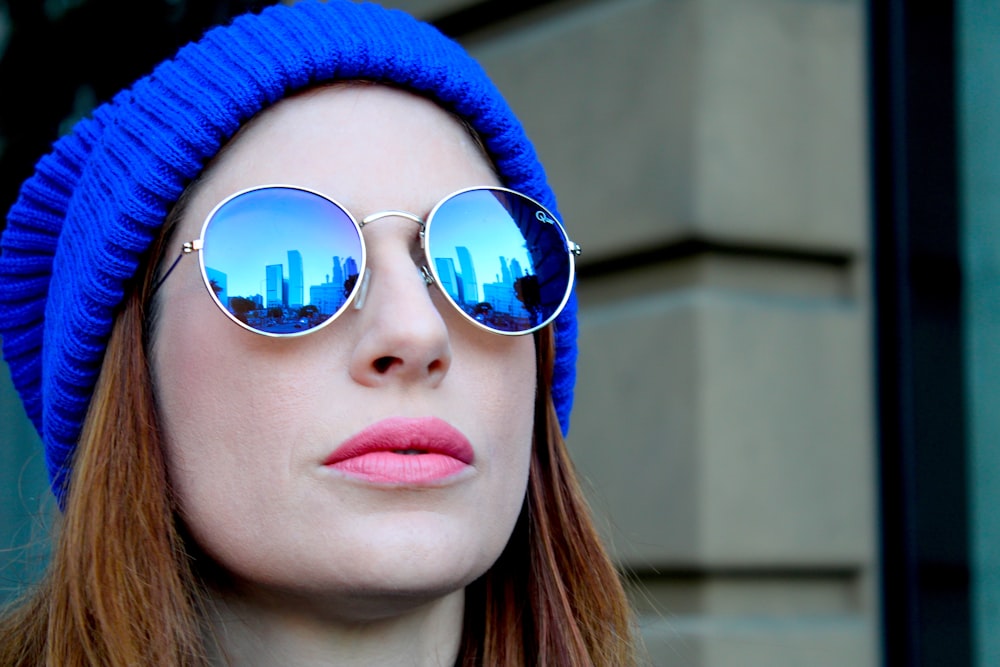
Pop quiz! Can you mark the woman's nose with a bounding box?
[347,224,452,387]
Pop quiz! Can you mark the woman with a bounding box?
[0,1,640,664]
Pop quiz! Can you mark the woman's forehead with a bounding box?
[182,85,500,230]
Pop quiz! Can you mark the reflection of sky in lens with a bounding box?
[427,191,538,303]
[201,188,362,301]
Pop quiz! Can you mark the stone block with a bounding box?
[571,279,874,567]
[698,296,873,565]
[639,614,876,667]
[628,572,861,617]
[356,0,473,20]
[693,0,867,249]
[570,287,703,562]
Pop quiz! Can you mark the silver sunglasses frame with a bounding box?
[169,184,581,338]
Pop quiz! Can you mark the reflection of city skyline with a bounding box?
[433,248,533,319]
[207,251,360,321]
[432,246,551,328]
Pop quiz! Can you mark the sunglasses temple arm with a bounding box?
[148,251,186,298]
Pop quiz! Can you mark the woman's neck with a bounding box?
[200,586,465,667]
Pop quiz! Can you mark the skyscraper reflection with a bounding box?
[207,251,359,333]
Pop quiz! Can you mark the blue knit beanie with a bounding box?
[0,0,578,504]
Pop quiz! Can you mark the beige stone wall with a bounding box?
[383,0,878,664]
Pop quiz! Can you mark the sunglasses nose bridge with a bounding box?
[353,210,436,306]
[360,210,425,229]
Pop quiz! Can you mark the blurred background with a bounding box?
[0,1,995,665]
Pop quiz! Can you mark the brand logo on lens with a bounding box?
[535,210,556,225]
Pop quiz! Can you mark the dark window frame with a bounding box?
[868,1,972,665]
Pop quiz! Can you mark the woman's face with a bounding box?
[151,85,536,619]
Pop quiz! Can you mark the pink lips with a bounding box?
[323,417,474,485]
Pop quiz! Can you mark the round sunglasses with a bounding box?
[154,185,581,337]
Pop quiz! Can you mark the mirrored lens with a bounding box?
[200,187,364,336]
[425,188,573,334]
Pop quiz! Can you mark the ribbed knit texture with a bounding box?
[0,0,578,504]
